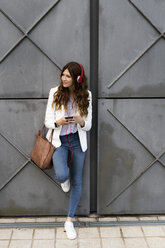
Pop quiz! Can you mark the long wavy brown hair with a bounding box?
[52,62,89,117]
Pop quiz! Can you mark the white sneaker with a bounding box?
[61,179,70,192]
[64,221,77,240]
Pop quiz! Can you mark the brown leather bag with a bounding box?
[30,125,55,169]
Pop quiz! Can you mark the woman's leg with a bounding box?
[52,145,69,183]
[67,147,86,218]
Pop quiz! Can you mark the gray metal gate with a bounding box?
[0,0,90,216]
[1,0,165,217]
[98,0,165,214]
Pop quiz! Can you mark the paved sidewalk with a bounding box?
[1,215,165,248]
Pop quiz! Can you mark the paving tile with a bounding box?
[162,226,165,235]
[55,217,66,222]
[36,217,56,222]
[139,216,158,220]
[142,226,164,237]
[0,240,9,248]
[0,218,16,223]
[158,216,165,221]
[147,237,165,248]
[121,226,143,237]
[89,214,99,218]
[100,227,121,238]
[118,217,139,221]
[78,217,97,222]
[79,238,101,248]
[12,228,33,239]
[56,217,79,222]
[15,218,36,223]
[102,238,125,248]
[9,240,32,248]
[56,239,78,248]
[0,229,12,239]
[56,227,72,239]
[32,240,54,248]
[124,238,148,248]
[98,217,118,221]
[56,226,79,238]
[78,227,100,238]
[34,228,55,239]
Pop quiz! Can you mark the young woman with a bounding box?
[44,62,92,239]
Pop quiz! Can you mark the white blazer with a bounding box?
[44,86,92,152]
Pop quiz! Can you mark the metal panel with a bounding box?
[0,0,90,216]
[130,0,165,33]
[98,99,165,214]
[0,135,27,190]
[0,39,61,98]
[99,0,160,98]
[102,38,165,98]
[0,100,90,216]
[29,0,90,75]
[0,0,59,32]
[99,161,165,214]
[0,11,23,59]
[98,0,165,215]
[0,161,89,216]
[0,100,47,156]
[0,162,70,216]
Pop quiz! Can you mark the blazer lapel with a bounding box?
[56,105,65,120]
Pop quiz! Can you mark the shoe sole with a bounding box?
[64,227,77,239]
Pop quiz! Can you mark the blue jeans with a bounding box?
[52,132,86,218]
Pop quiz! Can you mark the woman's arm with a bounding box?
[44,88,59,129]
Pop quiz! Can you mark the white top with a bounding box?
[60,97,78,136]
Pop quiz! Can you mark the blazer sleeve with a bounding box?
[44,88,60,129]
[79,90,92,131]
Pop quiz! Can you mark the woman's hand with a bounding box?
[56,116,72,126]
[56,115,85,127]
[71,114,85,127]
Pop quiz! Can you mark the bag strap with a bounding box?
[49,129,54,143]
[41,125,45,136]
[41,125,54,143]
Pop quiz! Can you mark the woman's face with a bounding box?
[61,69,73,89]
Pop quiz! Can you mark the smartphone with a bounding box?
[65,116,73,120]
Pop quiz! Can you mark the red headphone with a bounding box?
[77,63,84,83]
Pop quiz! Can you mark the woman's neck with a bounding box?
[68,87,74,99]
